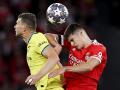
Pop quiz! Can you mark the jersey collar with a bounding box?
[26,31,36,44]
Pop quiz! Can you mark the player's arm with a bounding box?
[65,47,105,73]
[45,33,63,68]
[45,33,62,55]
[49,57,101,78]
[65,57,100,73]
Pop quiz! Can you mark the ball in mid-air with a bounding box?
[46,3,69,24]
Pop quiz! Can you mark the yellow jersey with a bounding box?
[27,32,63,90]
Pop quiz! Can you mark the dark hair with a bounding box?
[18,13,37,30]
[64,23,84,39]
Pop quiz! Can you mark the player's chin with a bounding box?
[15,33,18,36]
[77,46,81,50]
[16,33,21,37]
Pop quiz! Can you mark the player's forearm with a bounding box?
[65,63,93,73]
[35,56,59,79]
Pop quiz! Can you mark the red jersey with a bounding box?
[63,40,107,90]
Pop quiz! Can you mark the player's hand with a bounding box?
[25,75,40,85]
[48,67,66,78]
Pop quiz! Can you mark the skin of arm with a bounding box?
[48,57,101,78]
[45,33,63,68]
[45,33,64,83]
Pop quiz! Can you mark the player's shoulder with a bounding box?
[32,32,46,40]
[33,32,44,37]
[30,32,47,44]
[91,40,106,50]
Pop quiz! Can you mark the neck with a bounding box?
[22,30,35,44]
[84,37,92,48]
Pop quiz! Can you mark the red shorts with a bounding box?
[65,80,97,90]
[66,86,97,90]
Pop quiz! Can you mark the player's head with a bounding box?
[64,23,89,49]
[14,13,37,36]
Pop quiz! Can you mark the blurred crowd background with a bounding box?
[0,0,120,90]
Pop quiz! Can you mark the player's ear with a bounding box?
[23,27,26,32]
[24,25,30,32]
[23,27,28,34]
[78,30,82,36]
[79,29,84,36]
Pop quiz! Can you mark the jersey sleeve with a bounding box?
[36,33,49,54]
[87,45,106,63]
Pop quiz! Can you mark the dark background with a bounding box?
[0,0,120,90]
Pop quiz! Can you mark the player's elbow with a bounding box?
[85,61,98,72]
[51,55,60,62]
[56,55,60,62]
[58,44,62,50]
[59,45,62,51]
[53,56,60,64]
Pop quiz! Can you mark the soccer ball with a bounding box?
[46,3,69,24]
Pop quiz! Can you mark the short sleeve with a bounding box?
[87,45,107,63]
[36,33,49,54]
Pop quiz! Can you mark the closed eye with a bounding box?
[68,38,73,42]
